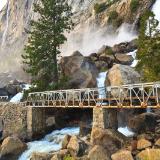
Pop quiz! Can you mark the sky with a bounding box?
[0,0,7,11]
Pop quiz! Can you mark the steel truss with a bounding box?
[26,82,160,108]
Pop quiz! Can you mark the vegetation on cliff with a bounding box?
[22,0,73,91]
[137,10,160,81]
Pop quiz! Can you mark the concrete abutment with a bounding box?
[0,103,119,140]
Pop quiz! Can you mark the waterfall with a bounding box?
[96,72,107,99]
[0,0,7,11]
[118,127,134,137]
[127,50,138,67]
[1,0,10,48]
[18,127,79,160]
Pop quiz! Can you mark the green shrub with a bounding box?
[63,154,74,160]
[108,11,122,28]
[94,3,107,14]
[130,0,139,12]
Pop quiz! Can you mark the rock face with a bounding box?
[0,0,155,83]
[60,51,98,88]
[106,64,140,86]
[0,136,27,159]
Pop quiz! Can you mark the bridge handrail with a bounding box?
[28,82,160,96]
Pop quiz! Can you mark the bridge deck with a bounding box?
[26,82,160,108]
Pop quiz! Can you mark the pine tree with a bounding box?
[136,11,160,81]
[22,0,72,90]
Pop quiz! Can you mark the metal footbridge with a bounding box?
[25,82,160,108]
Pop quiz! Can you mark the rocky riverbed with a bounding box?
[1,110,160,160]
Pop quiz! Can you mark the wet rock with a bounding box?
[91,127,125,155]
[62,135,71,149]
[137,138,152,150]
[30,152,53,160]
[95,60,112,71]
[115,54,134,65]
[0,136,27,159]
[60,51,98,89]
[136,149,160,160]
[129,113,157,134]
[112,40,137,54]
[88,145,110,160]
[97,45,112,56]
[111,150,134,160]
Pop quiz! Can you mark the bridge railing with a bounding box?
[26,82,160,108]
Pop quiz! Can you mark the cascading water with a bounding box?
[127,50,138,67]
[96,72,107,99]
[18,127,79,160]
[0,0,7,11]
[1,0,10,48]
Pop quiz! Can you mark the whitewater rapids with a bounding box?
[18,127,79,160]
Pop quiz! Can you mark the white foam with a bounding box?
[10,92,23,103]
[18,127,79,160]
[10,84,31,103]
[0,0,7,11]
[62,23,137,56]
[118,126,134,137]
[127,50,138,67]
[97,72,107,99]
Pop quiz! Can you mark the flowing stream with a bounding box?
[18,127,79,160]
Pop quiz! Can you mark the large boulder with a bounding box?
[67,135,88,157]
[111,150,134,160]
[137,138,152,150]
[60,51,98,89]
[30,152,53,160]
[136,149,160,160]
[0,136,27,159]
[88,145,110,160]
[91,127,125,155]
[129,113,157,134]
[106,64,140,87]
[115,54,134,65]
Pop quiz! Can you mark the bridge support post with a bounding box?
[93,107,118,130]
[27,107,46,140]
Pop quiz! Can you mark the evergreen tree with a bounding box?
[136,11,160,81]
[22,0,72,90]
